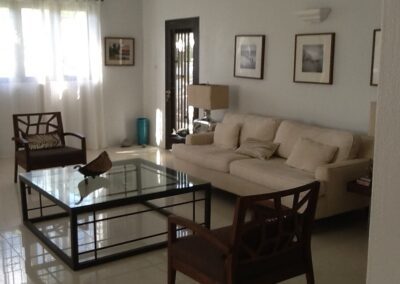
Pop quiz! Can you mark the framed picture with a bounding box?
[370,29,381,86]
[104,37,134,66]
[293,33,335,84]
[234,35,265,79]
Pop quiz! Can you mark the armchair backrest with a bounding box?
[13,112,66,146]
[230,181,320,280]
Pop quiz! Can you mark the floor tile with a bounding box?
[0,147,369,284]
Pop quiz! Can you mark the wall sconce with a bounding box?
[295,8,331,23]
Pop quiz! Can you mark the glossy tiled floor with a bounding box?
[0,146,369,283]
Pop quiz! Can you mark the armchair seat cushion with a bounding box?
[16,146,85,170]
[172,144,249,173]
[170,226,231,283]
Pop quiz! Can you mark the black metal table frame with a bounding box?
[19,161,211,271]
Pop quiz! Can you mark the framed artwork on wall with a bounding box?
[370,29,382,86]
[293,33,335,84]
[234,35,265,79]
[104,37,135,66]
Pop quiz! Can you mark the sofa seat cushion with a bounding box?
[229,158,322,195]
[172,144,250,173]
[273,120,360,162]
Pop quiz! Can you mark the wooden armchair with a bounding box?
[12,112,87,182]
[168,181,320,284]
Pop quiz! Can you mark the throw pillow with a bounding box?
[286,137,338,172]
[213,122,241,150]
[236,138,279,159]
[26,133,62,150]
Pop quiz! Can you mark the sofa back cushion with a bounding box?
[222,113,280,144]
[240,115,280,144]
[273,120,360,162]
[214,122,241,149]
[222,112,247,125]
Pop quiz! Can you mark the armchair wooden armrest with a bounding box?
[168,215,230,255]
[12,136,30,152]
[63,132,85,140]
[63,132,86,149]
[13,136,29,145]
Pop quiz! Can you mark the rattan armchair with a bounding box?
[12,112,87,182]
[168,181,320,284]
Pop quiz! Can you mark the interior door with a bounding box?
[165,17,199,149]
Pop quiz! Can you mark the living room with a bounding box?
[0,0,399,283]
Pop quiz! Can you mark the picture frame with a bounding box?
[370,29,381,86]
[293,33,335,84]
[104,37,135,66]
[234,35,265,79]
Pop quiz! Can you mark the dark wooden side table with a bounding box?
[347,180,372,197]
[171,134,186,144]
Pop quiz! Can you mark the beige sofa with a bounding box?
[172,113,373,219]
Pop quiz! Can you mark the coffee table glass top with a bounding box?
[20,158,208,208]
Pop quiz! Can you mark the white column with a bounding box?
[367,0,400,283]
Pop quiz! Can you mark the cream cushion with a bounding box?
[235,138,279,159]
[286,138,338,172]
[229,158,320,194]
[172,144,249,173]
[222,112,247,125]
[222,113,280,144]
[213,122,241,150]
[239,115,280,144]
[274,120,360,162]
[26,133,62,150]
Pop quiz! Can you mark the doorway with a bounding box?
[165,17,199,149]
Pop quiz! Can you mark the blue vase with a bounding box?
[137,117,149,145]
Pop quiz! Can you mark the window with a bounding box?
[0,5,92,81]
[60,11,90,78]
[0,8,16,78]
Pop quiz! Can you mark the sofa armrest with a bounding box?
[315,158,371,182]
[185,132,214,145]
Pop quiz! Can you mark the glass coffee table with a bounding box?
[19,158,211,270]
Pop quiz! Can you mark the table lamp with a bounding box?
[187,84,229,118]
[187,84,229,133]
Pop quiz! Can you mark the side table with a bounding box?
[171,134,186,144]
[347,180,371,197]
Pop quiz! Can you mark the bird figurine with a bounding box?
[74,151,112,182]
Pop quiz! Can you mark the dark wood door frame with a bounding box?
[165,17,199,149]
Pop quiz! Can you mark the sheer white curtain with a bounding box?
[0,0,105,158]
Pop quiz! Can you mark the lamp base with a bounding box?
[193,112,216,134]
[202,109,212,121]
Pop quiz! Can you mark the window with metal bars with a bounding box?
[174,32,195,133]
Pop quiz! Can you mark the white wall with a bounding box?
[142,0,380,148]
[101,0,143,146]
[367,0,400,282]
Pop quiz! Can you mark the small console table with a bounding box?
[347,180,372,197]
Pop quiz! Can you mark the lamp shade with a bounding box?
[187,84,229,110]
[368,101,377,136]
